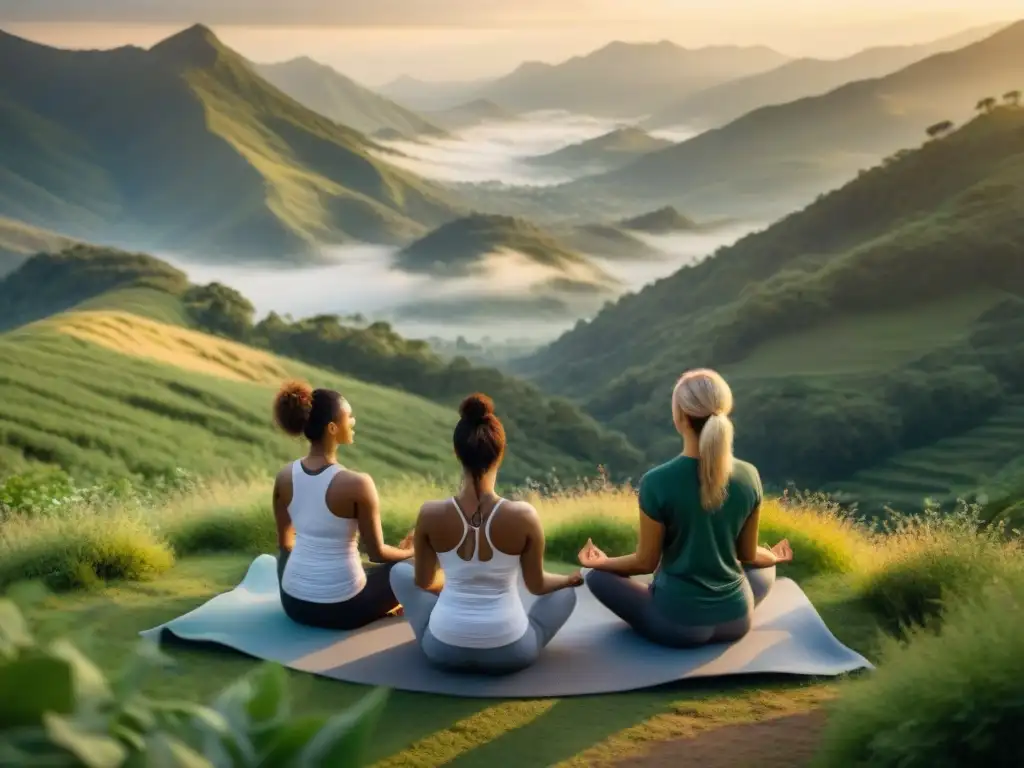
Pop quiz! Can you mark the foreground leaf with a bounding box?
[0,655,75,726]
[295,688,390,767]
[44,712,127,768]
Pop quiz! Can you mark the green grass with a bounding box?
[816,567,1024,767]
[0,323,457,483]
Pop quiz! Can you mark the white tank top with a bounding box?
[427,498,530,649]
[280,460,366,603]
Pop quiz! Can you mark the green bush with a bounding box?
[165,501,277,557]
[815,568,1024,767]
[0,517,175,593]
[855,505,1016,634]
[544,517,637,565]
[0,596,388,767]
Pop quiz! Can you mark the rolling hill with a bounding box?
[395,213,618,285]
[0,25,463,261]
[473,41,790,117]
[644,22,1008,131]
[517,106,1024,512]
[253,57,448,139]
[525,127,672,174]
[566,21,1024,222]
[0,242,644,483]
[0,216,76,276]
[619,206,700,233]
[559,223,660,260]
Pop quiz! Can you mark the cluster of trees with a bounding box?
[925,88,1021,139]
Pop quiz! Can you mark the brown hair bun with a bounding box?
[274,379,314,436]
[459,393,495,424]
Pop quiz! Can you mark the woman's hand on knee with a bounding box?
[769,539,793,564]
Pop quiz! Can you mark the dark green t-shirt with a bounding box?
[639,455,763,625]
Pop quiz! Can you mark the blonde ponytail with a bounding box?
[698,412,734,510]
[672,369,735,511]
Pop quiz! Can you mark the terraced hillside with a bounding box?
[829,395,1024,512]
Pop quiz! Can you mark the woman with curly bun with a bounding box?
[580,369,792,648]
[272,380,413,631]
[390,393,582,675]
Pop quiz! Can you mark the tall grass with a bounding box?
[816,567,1024,767]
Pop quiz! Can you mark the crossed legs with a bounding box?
[585,566,776,648]
[389,562,576,674]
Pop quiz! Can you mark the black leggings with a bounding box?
[586,566,776,649]
[277,549,400,631]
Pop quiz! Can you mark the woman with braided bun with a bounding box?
[272,380,413,631]
[390,393,582,675]
[580,369,793,648]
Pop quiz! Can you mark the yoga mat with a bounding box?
[140,555,872,698]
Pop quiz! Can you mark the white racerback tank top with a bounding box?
[280,460,366,604]
[427,498,530,649]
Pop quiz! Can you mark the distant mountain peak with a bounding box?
[150,23,226,68]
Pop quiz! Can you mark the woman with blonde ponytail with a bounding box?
[579,369,793,648]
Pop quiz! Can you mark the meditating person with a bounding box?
[580,368,793,648]
[390,393,583,675]
[272,380,413,631]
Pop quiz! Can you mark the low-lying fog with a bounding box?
[162,221,761,345]
[164,111,760,345]
[372,110,699,185]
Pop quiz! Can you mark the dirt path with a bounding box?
[614,711,828,768]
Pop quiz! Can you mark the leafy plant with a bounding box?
[0,597,388,767]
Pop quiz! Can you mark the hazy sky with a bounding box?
[1,1,1018,83]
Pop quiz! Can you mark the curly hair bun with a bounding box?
[274,379,314,436]
[459,393,495,424]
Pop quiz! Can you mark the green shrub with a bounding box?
[855,505,1017,634]
[815,568,1024,767]
[0,596,388,766]
[165,501,277,557]
[0,516,175,592]
[759,494,869,581]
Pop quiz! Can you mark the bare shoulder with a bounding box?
[273,464,293,494]
[497,499,541,527]
[417,499,452,519]
[334,469,375,495]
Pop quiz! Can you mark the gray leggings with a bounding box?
[389,562,577,675]
[585,566,776,648]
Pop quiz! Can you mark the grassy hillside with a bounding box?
[518,108,1024,511]
[644,22,1007,131]
[476,40,789,117]
[0,215,76,276]
[254,57,448,139]
[568,21,1024,220]
[0,25,463,261]
[525,127,671,174]
[0,244,644,484]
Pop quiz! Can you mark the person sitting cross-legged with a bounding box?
[390,393,582,675]
[580,368,793,648]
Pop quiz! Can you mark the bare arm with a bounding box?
[737,504,778,568]
[413,509,444,593]
[341,474,413,564]
[520,506,582,595]
[588,508,664,576]
[272,467,295,553]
